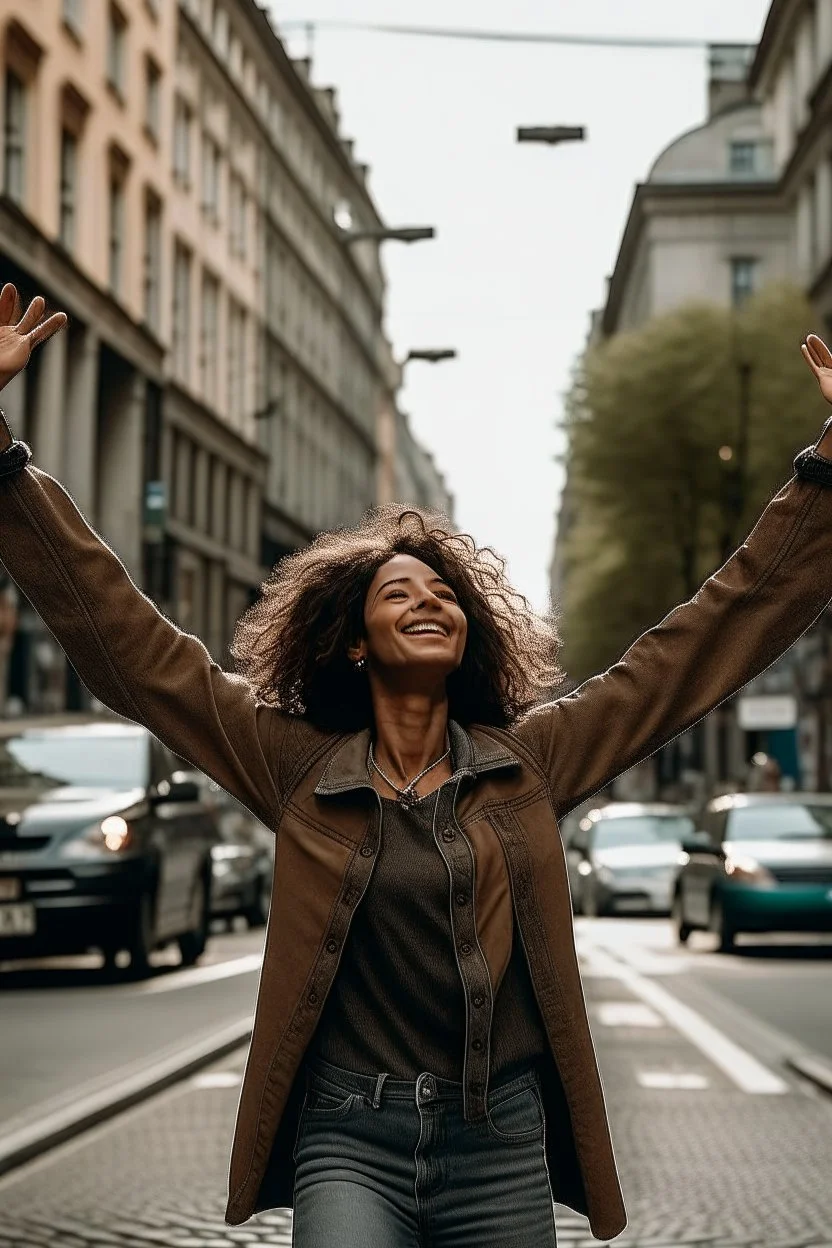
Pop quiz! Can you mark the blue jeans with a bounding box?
[292,1056,558,1247]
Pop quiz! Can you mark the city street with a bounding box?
[1,918,832,1247]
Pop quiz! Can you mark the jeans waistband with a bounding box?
[305,1054,539,1107]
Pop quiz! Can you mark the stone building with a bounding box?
[0,0,423,715]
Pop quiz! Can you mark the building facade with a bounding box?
[0,0,427,715]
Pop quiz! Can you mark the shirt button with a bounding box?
[472,1039,483,1051]
[473,994,485,1007]
[326,939,338,953]
[455,892,467,906]
[441,828,455,842]
[459,942,472,957]
[308,992,318,1005]
[360,844,374,857]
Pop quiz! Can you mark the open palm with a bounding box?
[0,283,67,393]
[802,333,832,404]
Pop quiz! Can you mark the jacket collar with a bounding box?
[314,718,520,798]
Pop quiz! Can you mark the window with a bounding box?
[229,171,247,257]
[173,96,192,186]
[200,271,219,398]
[108,172,126,296]
[143,191,162,326]
[172,241,192,383]
[201,132,221,220]
[59,128,78,250]
[227,299,246,423]
[729,140,758,176]
[3,69,26,205]
[144,56,161,141]
[730,257,757,307]
[63,0,83,36]
[107,5,127,97]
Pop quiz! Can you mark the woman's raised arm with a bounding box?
[515,333,832,820]
[0,286,290,829]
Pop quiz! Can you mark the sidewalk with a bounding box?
[1,938,831,1247]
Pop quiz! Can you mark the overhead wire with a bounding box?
[276,20,725,51]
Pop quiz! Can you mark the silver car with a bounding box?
[563,803,695,917]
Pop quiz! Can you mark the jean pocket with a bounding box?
[304,1083,360,1120]
[485,1083,543,1145]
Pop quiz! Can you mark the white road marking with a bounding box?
[133,952,263,995]
[595,1001,664,1027]
[637,1071,710,1090]
[190,1071,242,1089]
[577,931,788,1094]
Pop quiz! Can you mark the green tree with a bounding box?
[559,284,827,683]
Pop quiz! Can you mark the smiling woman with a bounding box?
[8,288,832,1245]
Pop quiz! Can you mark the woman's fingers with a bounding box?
[16,295,45,337]
[806,333,832,368]
[0,284,17,326]
[27,312,68,348]
[802,343,822,377]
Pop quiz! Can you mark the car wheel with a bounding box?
[671,891,692,945]
[125,890,156,978]
[582,877,602,918]
[244,873,271,929]
[708,894,736,954]
[178,875,209,967]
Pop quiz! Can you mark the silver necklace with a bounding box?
[368,738,451,810]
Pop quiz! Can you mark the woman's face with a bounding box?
[353,553,468,679]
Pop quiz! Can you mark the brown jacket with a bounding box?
[3,410,832,1241]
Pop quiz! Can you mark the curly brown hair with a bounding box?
[229,505,563,732]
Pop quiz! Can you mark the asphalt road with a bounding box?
[0,924,264,1134]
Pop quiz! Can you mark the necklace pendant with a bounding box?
[398,789,417,810]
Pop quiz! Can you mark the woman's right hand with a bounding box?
[0,284,67,393]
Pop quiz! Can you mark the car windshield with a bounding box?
[593,815,695,849]
[0,730,147,791]
[727,804,832,842]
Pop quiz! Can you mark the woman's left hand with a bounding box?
[802,333,832,405]
[0,284,68,394]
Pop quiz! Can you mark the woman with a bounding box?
[3,285,832,1247]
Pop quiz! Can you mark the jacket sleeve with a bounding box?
[514,425,832,821]
[0,421,287,830]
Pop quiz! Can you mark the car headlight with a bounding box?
[724,854,776,887]
[59,816,133,859]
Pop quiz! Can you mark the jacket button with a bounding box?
[326,939,338,954]
[308,992,318,1005]
[455,892,467,906]
[360,844,374,857]
[472,1039,483,1051]
[459,942,472,957]
[441,828,455,842]
[473,994,485,1007]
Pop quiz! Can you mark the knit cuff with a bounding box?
[794,443,832,487]
[0,438,32,479]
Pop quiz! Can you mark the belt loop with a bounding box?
[371,1072,388,1109]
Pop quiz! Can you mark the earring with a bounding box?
[353,656,367,673]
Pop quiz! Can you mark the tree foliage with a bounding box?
[558,284,828,683]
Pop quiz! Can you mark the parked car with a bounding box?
[0,713,218,974]
[672,792,832,952]
[204,779,274,928]
[563,802,696,917]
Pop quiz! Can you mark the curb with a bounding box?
[785,1050,832,1096]
[0,1014,253,1178]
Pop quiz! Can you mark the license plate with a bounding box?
[0,903,36,935]
[0,878,21,901]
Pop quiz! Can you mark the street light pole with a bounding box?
[333,203,436,245]
[404,348,457,365]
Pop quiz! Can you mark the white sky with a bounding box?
[271,1,771,613]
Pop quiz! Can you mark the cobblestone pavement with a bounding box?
[1,942,831,1246]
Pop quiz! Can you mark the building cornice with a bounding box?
[602,180,784,336]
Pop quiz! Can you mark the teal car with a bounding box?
[672,793,832,952]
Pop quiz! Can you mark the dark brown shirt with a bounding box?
[309,785,549,1084]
